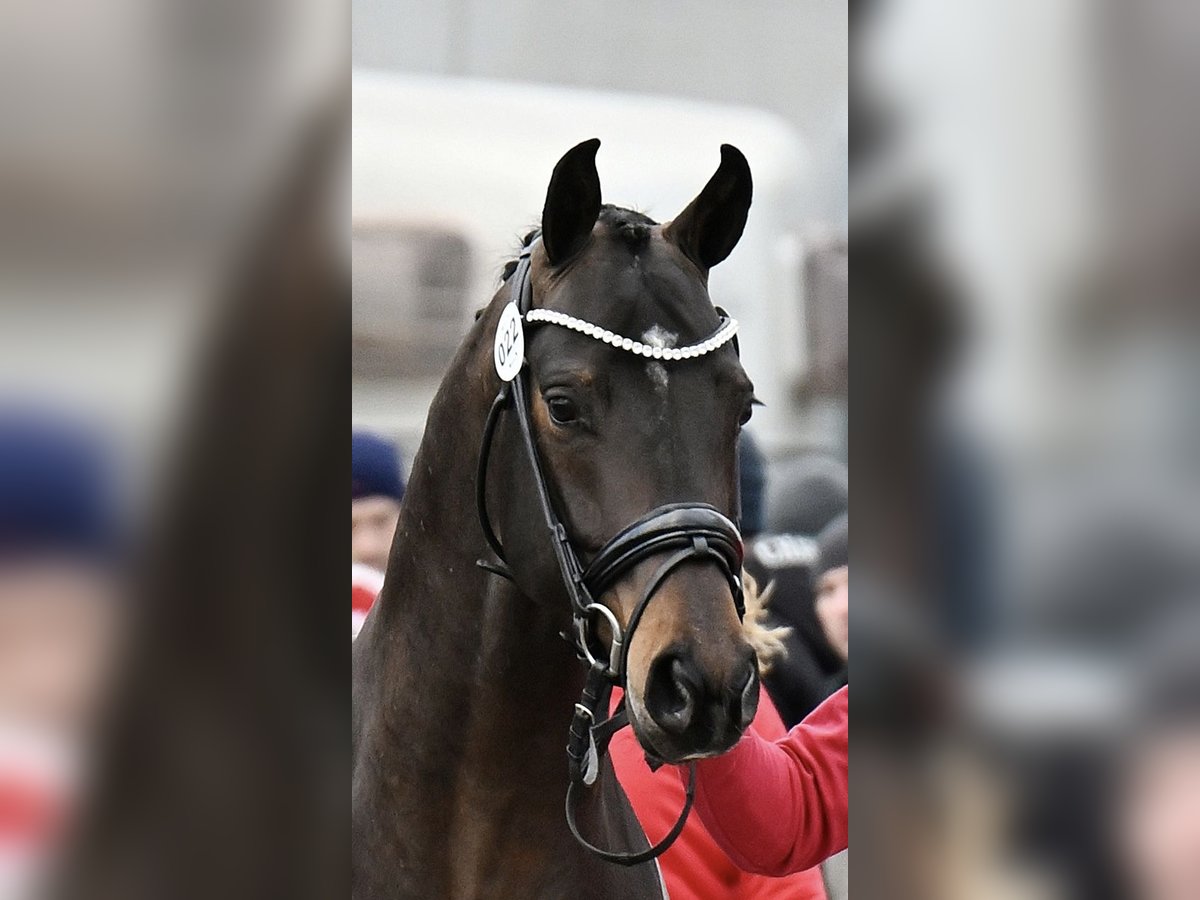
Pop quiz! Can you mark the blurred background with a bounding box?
[1,0,346,896]
[351,0,848,460]
[851,2,1200,899]
[2,0,1198,897]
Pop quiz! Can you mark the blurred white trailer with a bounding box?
[352,71,841,458]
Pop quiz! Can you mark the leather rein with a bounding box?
[475,238,746,866]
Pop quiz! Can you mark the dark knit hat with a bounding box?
[815,512,848,576]
[352,431,405,501]
[0,408,118,560]
[767,454,848,536]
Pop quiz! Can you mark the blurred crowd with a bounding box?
[848,2,1200,899]
[350,432,405,639]
[0,410,124,897]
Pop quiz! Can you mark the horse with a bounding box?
[352,138,760,899]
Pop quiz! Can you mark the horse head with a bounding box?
[486,139,760,764]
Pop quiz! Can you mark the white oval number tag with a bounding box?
[493,302,525,382]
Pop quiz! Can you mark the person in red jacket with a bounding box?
[613,443,847,888]
[610,683,828,899]
[685,685,848,877]
[679,509,850,879]
[611,553,842,894]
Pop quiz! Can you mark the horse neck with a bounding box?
[361,314,584,806]
[354,305,657,899]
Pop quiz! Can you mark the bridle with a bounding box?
[475,237,747,866]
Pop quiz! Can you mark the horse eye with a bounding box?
[547,396,579,425]
[739,394,762,428]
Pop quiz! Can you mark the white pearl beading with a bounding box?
[523,309,739,361]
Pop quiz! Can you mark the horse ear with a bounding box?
[664,144,753,272]
[542,138,602,265]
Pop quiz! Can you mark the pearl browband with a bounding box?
[524,309,739,361]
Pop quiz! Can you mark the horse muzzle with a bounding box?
[636,641,759,762]
[580,504,756,762]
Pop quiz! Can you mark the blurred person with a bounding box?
[609,607,828,898]
[813,514,849,664]
[738,431,768,540]
[52,110,350,900]
[651,441,847,883]
[976,506,1199,900]
[351,431,404,637]
[766,454,848,537]
[672,513,849,888]
[679,685,848,878]
[0,410,123,899]
[661,518,848,889]
[1117,610,1200,900]
[746,457,848,727]
[351,431,405,574]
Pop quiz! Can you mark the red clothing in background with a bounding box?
[610,688,827,899]
[351,563,384,639]
[686,686,848,877]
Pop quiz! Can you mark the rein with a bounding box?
[475,238,746,867]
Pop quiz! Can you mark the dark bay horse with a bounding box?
[353,139,759,899]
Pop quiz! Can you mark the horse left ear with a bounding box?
[542,138,603,266]
[664,144,753,272]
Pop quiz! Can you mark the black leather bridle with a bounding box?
[475,238,746,866]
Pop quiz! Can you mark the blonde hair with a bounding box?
[740,571,792,675]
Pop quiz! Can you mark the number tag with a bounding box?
[493,303,525,382]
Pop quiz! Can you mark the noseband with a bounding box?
[476,239,747,867]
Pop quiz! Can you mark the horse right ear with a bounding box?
[664,144,753,273]
[541,138,602,266]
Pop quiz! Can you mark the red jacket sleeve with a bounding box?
[685,686,847,876]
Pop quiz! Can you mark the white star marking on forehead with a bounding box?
[642,327,676,394]
[642,326,677,351]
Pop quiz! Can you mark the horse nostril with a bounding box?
[731,658,755,696]
[732,659,759,730]
[645,652,699,736]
